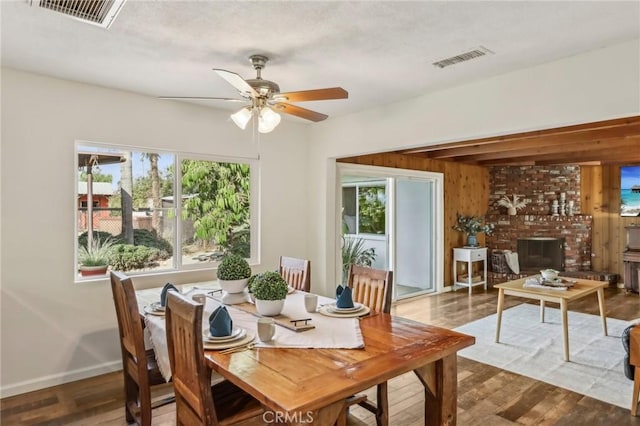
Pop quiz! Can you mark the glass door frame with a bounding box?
[336,164,445,298]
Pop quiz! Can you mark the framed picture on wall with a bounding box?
[621,165,640,217]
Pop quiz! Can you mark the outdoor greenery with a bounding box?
[78,229,172,258]
[181,160,251,257]
[109,244,161,271]
[341,235,376,284]
[78,237,116,266]
[79,167,113,183]
[357,186,386,234]
[249,271,288,301]
[452,213,494,236]
[217,254,252,281]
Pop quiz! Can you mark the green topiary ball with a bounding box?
[217,254,251,280]
[250,271,288,301]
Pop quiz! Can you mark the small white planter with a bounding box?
[218,278,249,294]
[254,298,285,316]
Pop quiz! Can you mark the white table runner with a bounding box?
[137,286,364,381]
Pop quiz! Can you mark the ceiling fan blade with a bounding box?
[273,87,348,102]
[159,96,246,102]
[213,69,258,98]
[273,102,328,122]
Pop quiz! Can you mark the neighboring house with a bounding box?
[77,181,115,232]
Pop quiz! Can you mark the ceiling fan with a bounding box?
[161,54,348,133]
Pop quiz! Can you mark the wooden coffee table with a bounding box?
[494,276,608,361]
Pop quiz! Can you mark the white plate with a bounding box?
[319,304,371,318]
[327,302,364,314]
[150,301,166,311]
[205,327,245,342]
[143,305,165,316]
[203,332,255,351]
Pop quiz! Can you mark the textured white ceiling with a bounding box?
[2,1,639,122]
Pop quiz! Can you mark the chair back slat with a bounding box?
[347,265,393,314]
[279,256,311,292]
[166,292,218,425]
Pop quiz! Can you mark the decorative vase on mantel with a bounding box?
[466,234,479,247]
[507,206,517,216]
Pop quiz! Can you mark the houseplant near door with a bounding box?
[250,271,289,316]
[78,237,115,277]
[452,213,494,247]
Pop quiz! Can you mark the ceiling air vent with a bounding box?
[432,46,494,69]
[29,0,126,28]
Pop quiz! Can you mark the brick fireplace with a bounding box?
[486,165,592,285]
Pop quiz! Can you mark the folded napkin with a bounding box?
[336,285,355,308]
[209,306,233,337]
[160,283,179,307]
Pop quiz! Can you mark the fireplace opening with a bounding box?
[517,237,565,272]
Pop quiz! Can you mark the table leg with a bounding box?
[596,287,608,336]
[540,300,545,323]
[295,400,344,426]
[560,299,569,362]
[495,288,504,343]
[414,354,457,426]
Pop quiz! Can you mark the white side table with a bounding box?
[453,247,487,294]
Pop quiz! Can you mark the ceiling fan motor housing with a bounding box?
[246,78,280,97]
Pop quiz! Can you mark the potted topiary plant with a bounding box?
[217,254,252,295]
[78,237,115,277]
[250,271,289,316]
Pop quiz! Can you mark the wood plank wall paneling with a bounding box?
[338,153,489,286]
[581,165,640,282]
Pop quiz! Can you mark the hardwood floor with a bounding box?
[2,286,638,425]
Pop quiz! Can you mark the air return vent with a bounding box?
[432,46,493,69]
[30,0,126,28]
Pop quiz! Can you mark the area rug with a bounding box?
[453,303,633,409]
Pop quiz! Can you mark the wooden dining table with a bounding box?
[137,283,474,425]
[204,312,474,425]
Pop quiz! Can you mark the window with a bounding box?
[341,182,386,235]
[76,143,258,279]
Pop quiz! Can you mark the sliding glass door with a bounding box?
[337,164,443,299]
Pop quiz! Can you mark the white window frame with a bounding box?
[74,141,260,281]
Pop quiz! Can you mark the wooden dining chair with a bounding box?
[109,271,174,426]
[340,265,394,426]
[279,256,311,292]
[165,291,264,425]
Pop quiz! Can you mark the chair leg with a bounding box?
[375,382,389,426]
[139,385,153,426]
[633,367,640,416]
[124,373,139,424]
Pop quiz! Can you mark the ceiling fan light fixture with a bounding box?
[258,106,281,134]
[230,107,253,130]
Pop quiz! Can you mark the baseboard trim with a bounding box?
[0,361,122,398]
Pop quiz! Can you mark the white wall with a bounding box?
[307,39,640,297]
[0,69,310,396]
